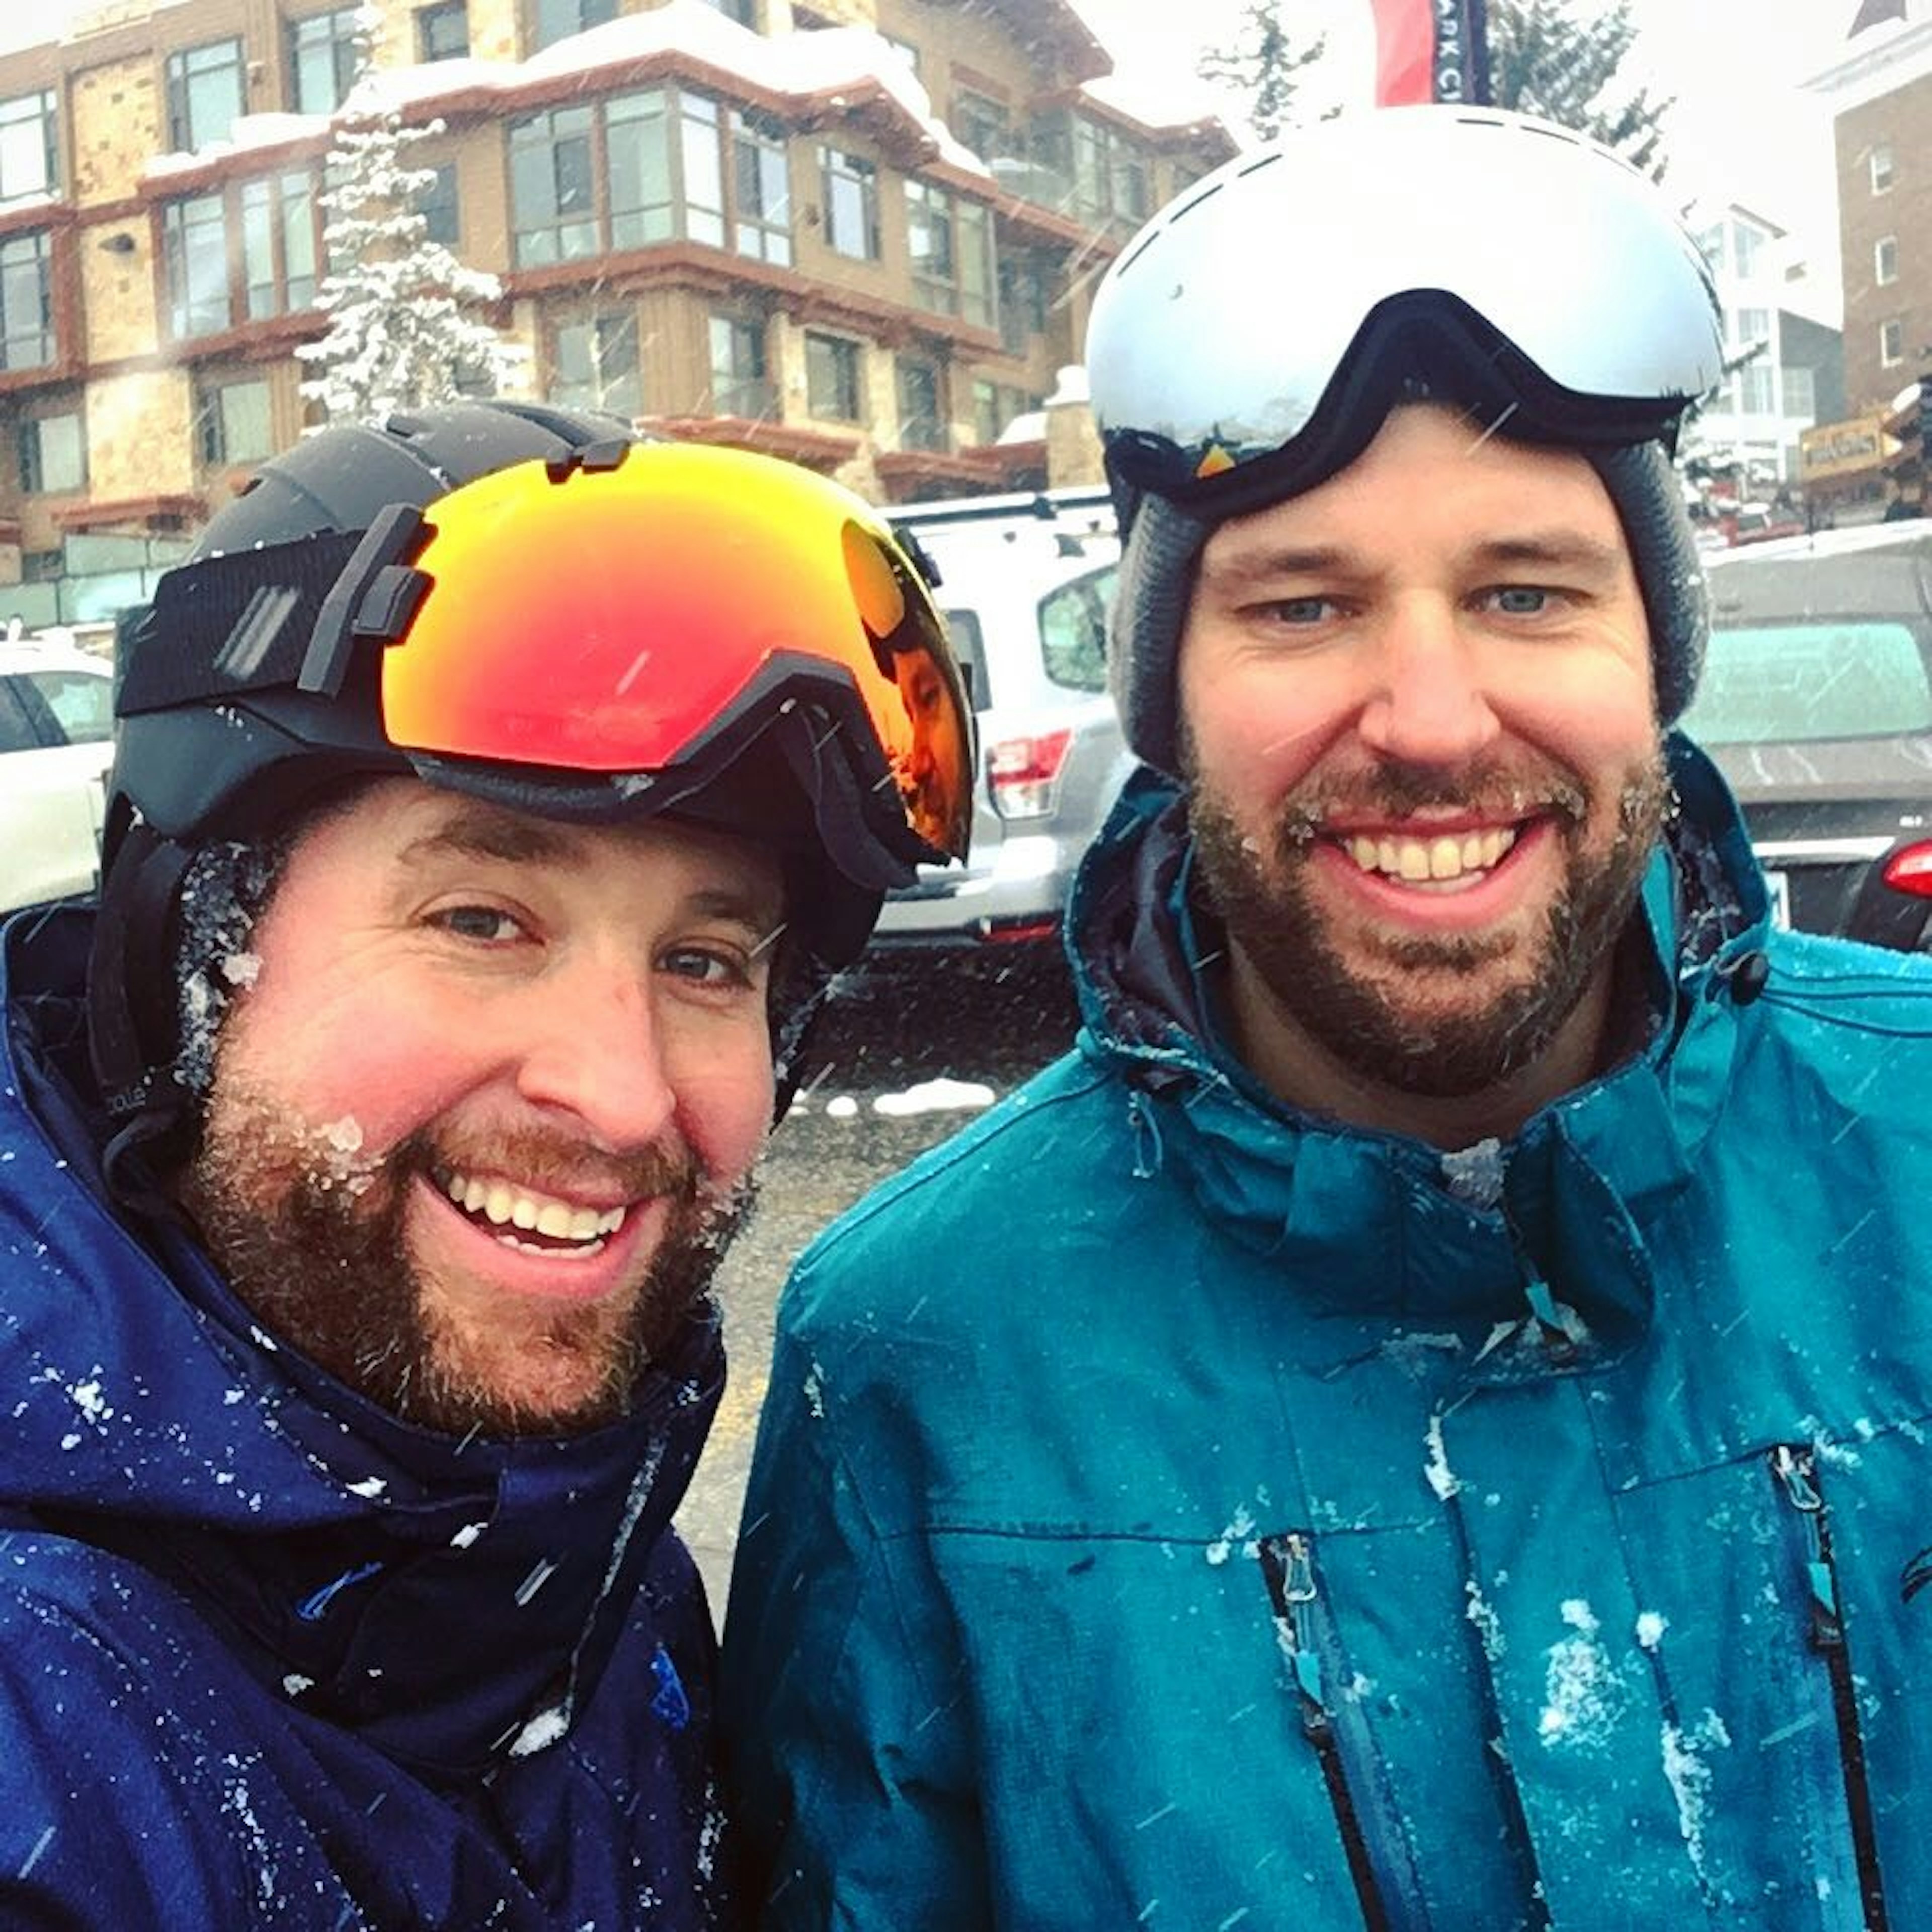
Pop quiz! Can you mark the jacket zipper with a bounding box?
[1259,1533,1405,1931]
[1770,1445,1890,1931]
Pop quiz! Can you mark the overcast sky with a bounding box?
[1076,0,1863,303]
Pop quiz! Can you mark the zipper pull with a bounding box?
[1770,1445,1842,1649]
[1267,1533,1330,1737]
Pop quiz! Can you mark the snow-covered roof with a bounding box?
[133,0,1225,190]
[139,0,991,185]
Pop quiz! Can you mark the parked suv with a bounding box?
[1691,523,1932,950]
[875,488,1133,952]
[0,633,116,916]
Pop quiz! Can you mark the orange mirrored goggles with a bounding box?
[365,442,972,865]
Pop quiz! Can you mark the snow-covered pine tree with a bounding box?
[297,3,526,426]
[1486,0,1672,177]
[1197,2,1338,142]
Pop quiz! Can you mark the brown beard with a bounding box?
[183,1106,752,1439]
[1185,746,1670,1100]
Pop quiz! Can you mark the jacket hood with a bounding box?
[0,907,722,1777]
[1059,733,1773,1354]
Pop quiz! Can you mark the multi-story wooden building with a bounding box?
[0,0,1233,627]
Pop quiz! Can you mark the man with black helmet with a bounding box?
[723,110,1932,1927]
[0,400,970,1927]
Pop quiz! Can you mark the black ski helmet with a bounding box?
[90,399,971,1151]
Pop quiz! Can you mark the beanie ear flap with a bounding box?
[1108,496,1214,779]
[1586,442,1710,728]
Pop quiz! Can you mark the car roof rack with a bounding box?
[886,484,1114,533]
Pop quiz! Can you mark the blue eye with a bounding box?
[1272,597,1334,624]
[1490,587,1550,615]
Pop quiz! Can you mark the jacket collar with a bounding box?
[1063,734,1772,1347]
[1,907,722,1776]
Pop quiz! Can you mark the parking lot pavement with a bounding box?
[676,949,1078,1620]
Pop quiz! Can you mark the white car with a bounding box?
[0,637,116,916]
[876,488,1132,952]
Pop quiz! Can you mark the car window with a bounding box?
[0,681,40,755]
[20,668,114,745]
[1038,562,1117,694]
[1687,620,1932,744]
[939,607,989,710]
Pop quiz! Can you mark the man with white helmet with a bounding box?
[0,401,970,1927]
[722,110,1932,1927]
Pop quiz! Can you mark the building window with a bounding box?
[289,9,362,115]
[1035,111,1148,234]
[1782,366,1816,419]
[421,162,459,246]
[1732,307,1770,352]
[165,39,246,153]
[194,372,274,466]
[1871,143,1895,194]
[551,310,641,416]
[162,171,323,339]
[533,0,617,50]
[1877,235,1899,287]
[16,409,83,494]
[820,145,878,260]
[952,91,1012,164]
[1738,364,1775,416]
[708,311,771,416]
[417,0,470,61]
[997,252,1048,355]
[511,86,772,268]
[509,104,596,264]
[905,180,994,329]
[0,91,58,210]
[0,230,55,370]
[804,330,860,420]
[1881,318,1904,366]
[971,378,1037,446]
[730,108,791,265]
[895,357,944,452]
[1730,219,1765,280]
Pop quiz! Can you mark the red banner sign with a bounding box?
[1370,0,1490,106]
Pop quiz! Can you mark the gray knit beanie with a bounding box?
[1110,438,1711,779]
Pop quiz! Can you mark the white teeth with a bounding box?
[437,1169,631,1248]
[1340,825,1519,884]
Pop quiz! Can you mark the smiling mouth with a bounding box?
[432,1165,630,1259]
[1334,825,1521,888]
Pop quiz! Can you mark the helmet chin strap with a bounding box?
[88,823,201,1211]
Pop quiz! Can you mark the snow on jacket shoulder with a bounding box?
[0,908,734,1930]
[721,740,1932,1931]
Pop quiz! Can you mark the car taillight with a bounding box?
[1883,840,1932,898]
[986,728,1072,820]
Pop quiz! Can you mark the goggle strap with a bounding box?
[119,530,365,715]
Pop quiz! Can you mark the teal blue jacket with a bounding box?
[721,740,1932,1930]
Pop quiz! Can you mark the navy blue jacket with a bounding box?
[0,907,733,1928]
